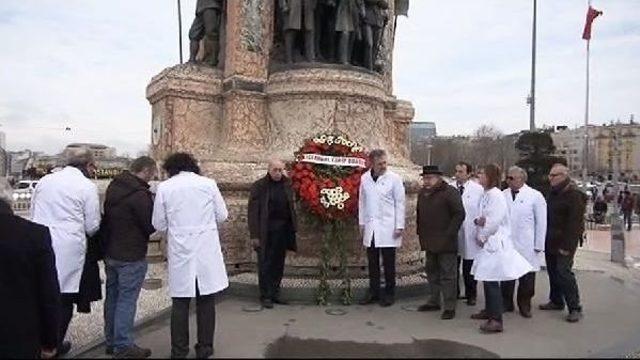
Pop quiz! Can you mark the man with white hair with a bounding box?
[502,166,547,318]
[0,178,61,359]
[30,149,101,356]
[540,163,586,323]
[248,159,298,309]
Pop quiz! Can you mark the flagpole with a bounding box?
[582,0,591,185]
[177,0,183,64]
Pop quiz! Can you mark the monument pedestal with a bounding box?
[147,64,420,278]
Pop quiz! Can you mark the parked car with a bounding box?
[12,180,38,201]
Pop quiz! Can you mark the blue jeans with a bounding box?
[104,258,148,351]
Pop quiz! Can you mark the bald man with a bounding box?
[540,164,587,323]
[248,160,298,309]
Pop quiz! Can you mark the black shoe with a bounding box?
[504,305,515,313]
[106,346,114,355]
[195,344,214,359]
[358,294,380,305]
[380,296,395,307]
[566,310,583,323]
[272,297,289,305]
[441,310,456,320]
[417,303,441,312]
[539,302,564,311]
[114,345,152,359]
[466,298,477,306]
[261,298,274,309]
[57,341,72,357]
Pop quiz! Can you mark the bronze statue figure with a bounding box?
[362,0,389,71]
[188,0,224,67]
[279,0,318,63]
[314,0,337,62]
[335,0,365,65]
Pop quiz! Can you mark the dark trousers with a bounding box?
[624,211,633,231]
[545,253,582,312]
[171,284,216,359]
[426,252,457,311]
[366,239,396,298]
[501,272,536,312]
[59,294,76,345]
[458,258,477,300]
[484,282,503,322]
[257,229,288,301]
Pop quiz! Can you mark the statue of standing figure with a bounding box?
[362,0,389,71]
[188,0,224,67]
[279,0,318,63]
[335,0,365,65]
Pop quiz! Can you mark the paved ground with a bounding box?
[583,225,640,258]
[77,250,640,359]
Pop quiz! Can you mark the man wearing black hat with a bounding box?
[416,165,465,320]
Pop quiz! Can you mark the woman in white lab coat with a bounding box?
[470,164,532,334]
[152,153,228,358]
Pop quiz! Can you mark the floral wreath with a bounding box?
[291,134,368,220]
[290,133,369,305]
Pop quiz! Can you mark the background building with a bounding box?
[63,143,117,160]
[551,120,640,182]
[409,121,437,165]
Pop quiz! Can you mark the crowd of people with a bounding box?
[0,147,592,358]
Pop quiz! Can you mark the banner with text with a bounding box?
[300,153,367,168]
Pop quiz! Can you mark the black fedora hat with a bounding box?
[420,165,443,176]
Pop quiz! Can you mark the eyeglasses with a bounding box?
[506,176,514,181]
[548,173,562,178]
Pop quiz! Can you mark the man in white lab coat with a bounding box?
[358,149,406,307]
[30,149,101,356]
[152,153,228,359]
[453,162,483,306]
[501,166,547,318]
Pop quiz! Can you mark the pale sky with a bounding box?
[0,0,638,155]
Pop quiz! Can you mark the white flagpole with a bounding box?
[582,0,591,185]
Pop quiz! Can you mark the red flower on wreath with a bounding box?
[290,134,369,221]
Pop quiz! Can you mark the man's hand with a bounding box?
[41,349,57,359]
[251,238,260,250]
[394,229,404,238]
[558,249,570,256]
[474,217,486,227]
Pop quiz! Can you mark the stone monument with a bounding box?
[146,0,418,278]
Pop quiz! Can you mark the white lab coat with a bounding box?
[453,180,484,260]
[30,167,101,293]
[358,170,406,248]
[503,184,547,271]
[471,187,533,282]
[152,172,229,298]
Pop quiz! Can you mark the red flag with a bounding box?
[582,6,603,40]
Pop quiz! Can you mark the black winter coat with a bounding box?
[103,171,155,262]
[248,175,297,258]
[546,180,587,254]
[0,202,61,358]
